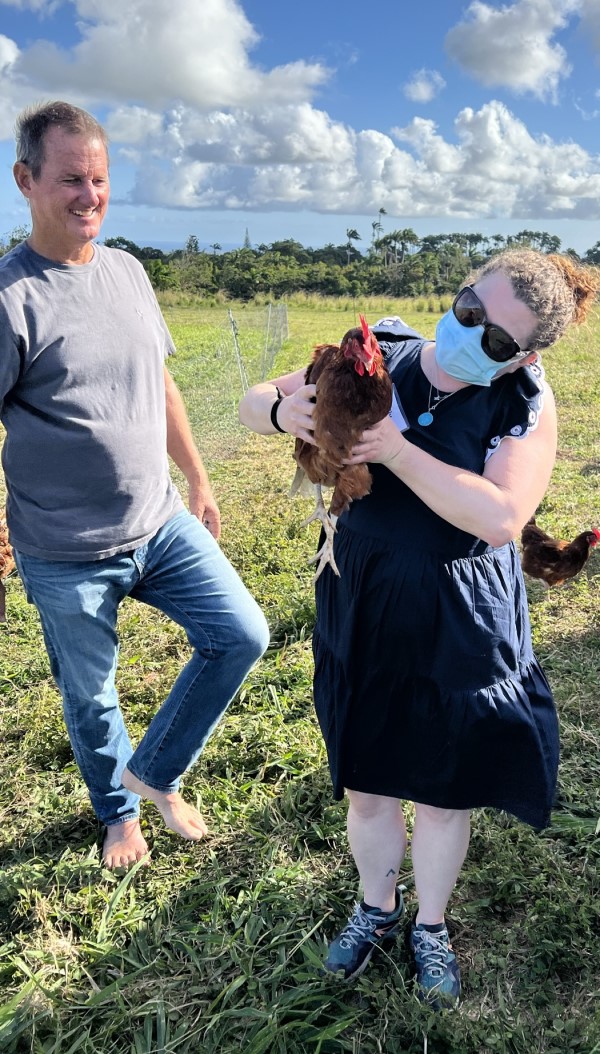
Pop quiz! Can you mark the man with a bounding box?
[0,101,269,868]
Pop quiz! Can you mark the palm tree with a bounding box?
[210,243,221,255]
[387,228,420,265]
[540,233,561,254]
[345,228,361,265]
[371,208,387,244]
[374,233,395,267]
[465,233,485,258]
[371,219,383,244]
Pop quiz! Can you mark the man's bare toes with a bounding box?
[190,818,209,835]
[102,819,150,869]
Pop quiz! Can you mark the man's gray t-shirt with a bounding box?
[0,242,184,560]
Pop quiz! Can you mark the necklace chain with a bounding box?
[429,384,454,410]
[417,381,457,427]
[418,348,460,427]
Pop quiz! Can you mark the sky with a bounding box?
[1,0,600,255]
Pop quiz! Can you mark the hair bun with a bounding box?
[547,254,600,325]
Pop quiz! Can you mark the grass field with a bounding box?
[0,296,599,1053]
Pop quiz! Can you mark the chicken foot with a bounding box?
[302,483,340,580]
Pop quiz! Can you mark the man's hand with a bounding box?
[189,480,221,539]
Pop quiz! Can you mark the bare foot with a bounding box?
[102,818,150,869]
[121,768,209,840]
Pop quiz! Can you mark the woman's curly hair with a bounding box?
[470,249,600,350]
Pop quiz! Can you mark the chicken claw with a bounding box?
[302,484,340,580]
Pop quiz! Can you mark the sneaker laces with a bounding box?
[413,928,450,978]
[338,904,389,950]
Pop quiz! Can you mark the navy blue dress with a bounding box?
[312,320,559,830]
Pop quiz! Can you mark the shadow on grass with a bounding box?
[581,459,600,477]
[0,811,98,871]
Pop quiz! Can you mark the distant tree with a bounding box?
[489,234,506,255]
[185,234,200,255]
[104,236,144,259]
[375,228,419,268]
[210,242,222,255]
[313,243,348,267]
[465,233,486,259]
[138,245,166,261]
[374,233,395,267]
[268,239,310,263]
[371,219,383,243]
[395,228,420,263]
[144,259,179,290]
[418,234,445,255]
[541,234,561,254]
[345,228,361,265]
[0,224,30,256]
[243,228,252,249]
[584,242,600,266]
[220,248,259,300]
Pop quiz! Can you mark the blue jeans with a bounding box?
[14,510,270,827]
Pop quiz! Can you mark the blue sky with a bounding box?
[1,0,599,255]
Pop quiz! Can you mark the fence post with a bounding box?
[228,309,249,393]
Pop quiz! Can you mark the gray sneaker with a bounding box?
[410,921,461,1009]
[322,887,405,980]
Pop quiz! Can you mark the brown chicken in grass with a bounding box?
[520,517,600,587]
[292,315,392,579]
[0,517,16,623]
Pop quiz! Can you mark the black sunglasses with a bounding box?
[452,286,525,363]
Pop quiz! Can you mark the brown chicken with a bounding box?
[292,315,392,579]
[0,516,16,623]
[520,517,600,587]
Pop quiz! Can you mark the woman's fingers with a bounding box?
[279,385,317,437]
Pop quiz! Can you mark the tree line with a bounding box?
[3,224,600,299]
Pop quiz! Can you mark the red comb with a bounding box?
[359,314,370,342]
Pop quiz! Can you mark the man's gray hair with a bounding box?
[16,101,109,179]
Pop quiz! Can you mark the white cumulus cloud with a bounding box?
[3,0,600,225]
[13,0,328,109]
[0,32,48,139]
[445,0,579,100]
[393,100,600,217]
[106,98,600,220]
[403,69,446,103]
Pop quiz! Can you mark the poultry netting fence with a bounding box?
[165,302,289,468]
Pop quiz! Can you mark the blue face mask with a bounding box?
[435,309,509,387]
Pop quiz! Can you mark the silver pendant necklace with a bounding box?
[417,382,456,427]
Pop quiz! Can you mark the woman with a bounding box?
[238,250,598,1007]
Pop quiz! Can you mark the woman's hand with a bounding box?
[345,416,405,468]
[277,383,317,444]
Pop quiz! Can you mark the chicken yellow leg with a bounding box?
[302,483,340,581]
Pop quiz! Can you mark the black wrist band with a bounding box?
[270,389,287,433]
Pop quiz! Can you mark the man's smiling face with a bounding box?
[14,126,110,264]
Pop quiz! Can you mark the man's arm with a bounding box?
[164,367,221,539]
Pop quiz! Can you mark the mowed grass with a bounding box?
[0,296,599,1053]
